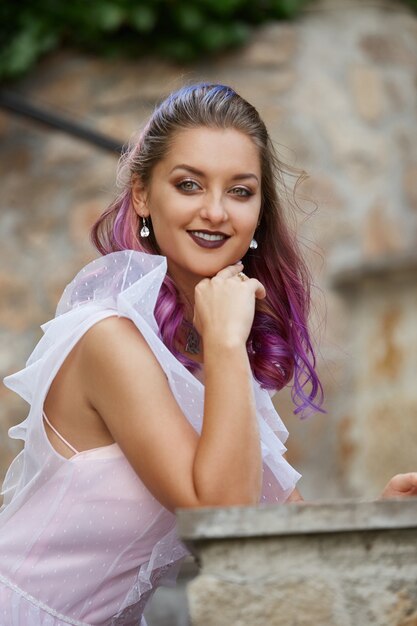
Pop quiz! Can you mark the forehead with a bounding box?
[160,127,261,175]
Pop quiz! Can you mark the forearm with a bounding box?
[286,487,304,502]
[193,340,263,506]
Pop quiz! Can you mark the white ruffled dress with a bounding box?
[0,250,301,625]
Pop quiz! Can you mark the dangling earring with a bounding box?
[140,216,150,238]
[249,238,258,250]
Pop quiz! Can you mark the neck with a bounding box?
[166,264,206,359]
[166,262,201,309]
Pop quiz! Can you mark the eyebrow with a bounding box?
[170,164,259,184]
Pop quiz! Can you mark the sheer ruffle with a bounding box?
[1,249,300,623]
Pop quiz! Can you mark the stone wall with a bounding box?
[1,0,416,502]
[177,500,417,626]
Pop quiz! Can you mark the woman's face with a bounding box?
[132,126,262,294]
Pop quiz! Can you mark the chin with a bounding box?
[201,269,220,278]
[198,260,232,277]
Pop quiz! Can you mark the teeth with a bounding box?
[191,231,226,241]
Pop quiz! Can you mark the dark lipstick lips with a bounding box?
[187,230,230,236]
[187,231,229,249]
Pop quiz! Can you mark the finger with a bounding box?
[404,472,417,490]
[195,277,210,289]
[245,277,266,300]
[236,276,266,299]
[391,473,417,493]
[255,282,267,299]
[215,262,244,279]
[231,272,266,300]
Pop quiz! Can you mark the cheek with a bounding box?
[149,209,184,255]
[236,210,260,233]
[148,202,176,231]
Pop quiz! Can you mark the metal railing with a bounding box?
[0,90,124,154]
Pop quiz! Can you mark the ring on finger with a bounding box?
[237,272,249,282]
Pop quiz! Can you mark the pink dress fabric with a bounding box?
[0,250,301,625]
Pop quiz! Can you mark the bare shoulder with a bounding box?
[81,314,144,350]
[78,313,170,426]
[79,314,155,374]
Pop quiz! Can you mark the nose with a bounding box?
[199,192,228,224]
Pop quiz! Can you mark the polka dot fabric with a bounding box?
[0,250,301,624]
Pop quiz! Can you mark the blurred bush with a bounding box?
[1,0,416,83]
[0,0,310,81]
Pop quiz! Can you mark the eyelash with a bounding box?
[175,179,253,197]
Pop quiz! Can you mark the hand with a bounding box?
[193,263,266,348]
[379,472,417,499]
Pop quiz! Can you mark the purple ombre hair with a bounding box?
[90,83,324,418]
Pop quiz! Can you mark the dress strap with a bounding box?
[42,411,79,455]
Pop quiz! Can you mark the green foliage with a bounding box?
[0,0,310,82]
[2,0,416,83]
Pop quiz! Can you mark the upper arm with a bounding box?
[79,315,201,513]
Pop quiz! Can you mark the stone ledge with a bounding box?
[176,500,417,625]
[329,252,417,291]
[176,498,417,539]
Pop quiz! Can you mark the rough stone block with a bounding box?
[178,500,417,626]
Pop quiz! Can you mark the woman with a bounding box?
[1,83,415,625]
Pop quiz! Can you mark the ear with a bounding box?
[131,175,150,218]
